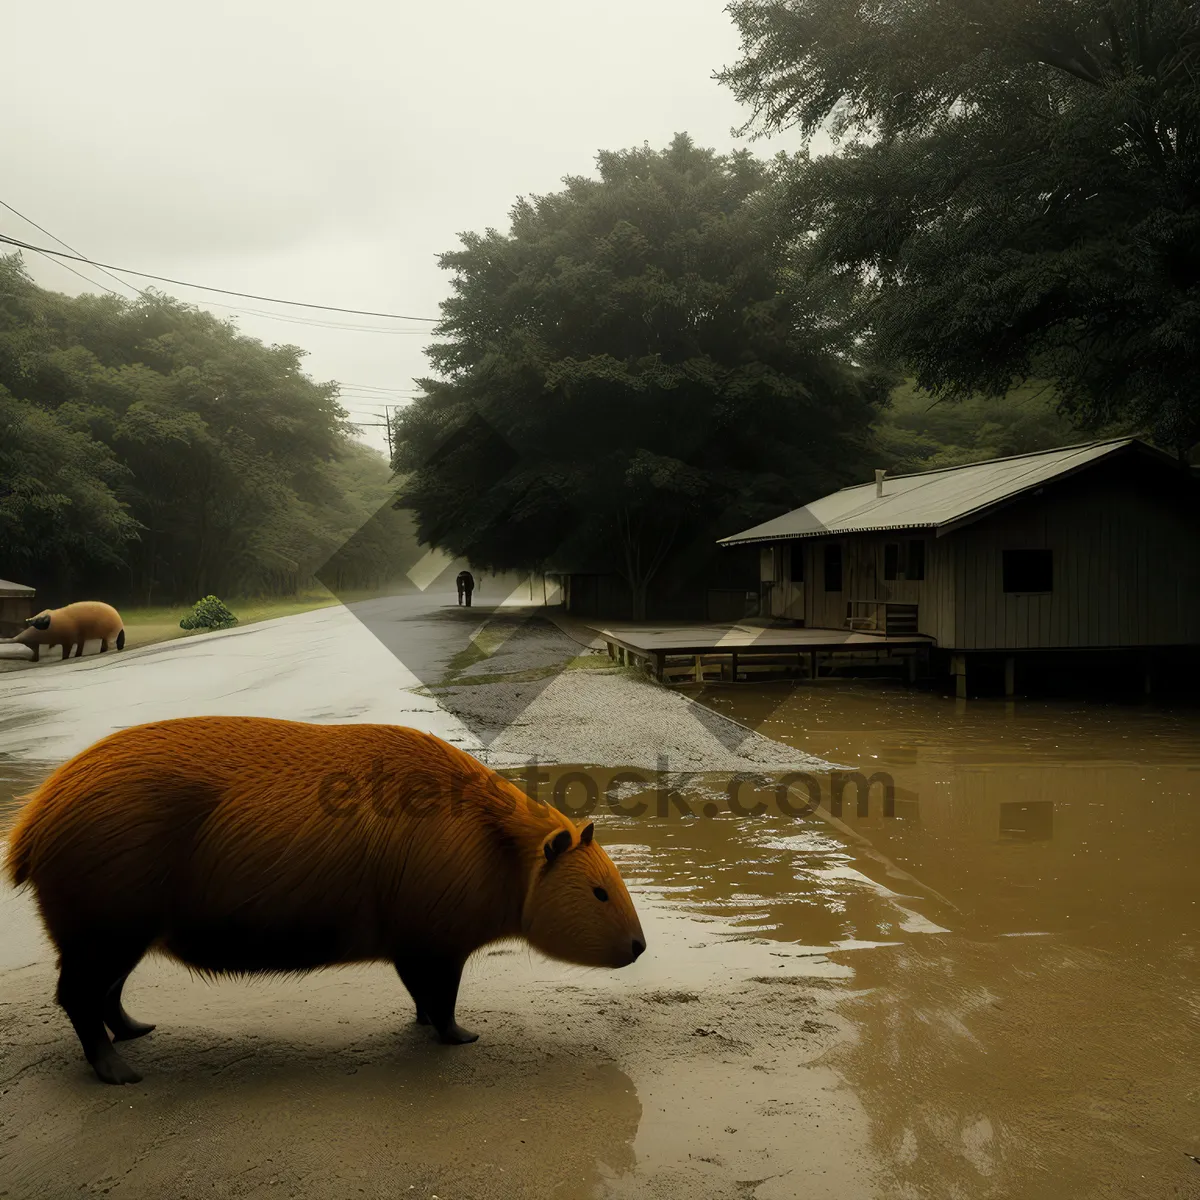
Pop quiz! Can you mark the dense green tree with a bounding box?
[0,255,415,601]
[721,0,1200,454]
[0,383,140,584]
[871,380,1099,474]
[393,135,885,618]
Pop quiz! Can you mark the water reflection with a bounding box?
[686,680,1200,1200]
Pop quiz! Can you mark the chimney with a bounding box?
[875,469,886,498]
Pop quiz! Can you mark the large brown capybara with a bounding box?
[4,716,646,1085]
[1,601,125,663]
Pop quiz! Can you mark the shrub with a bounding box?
[180,595,239,632]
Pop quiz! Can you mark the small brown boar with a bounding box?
[1,601,125,662]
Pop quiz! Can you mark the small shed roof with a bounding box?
[719,438,1169,546]
[0,579,36,597]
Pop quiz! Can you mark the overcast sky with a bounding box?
[5,0,823,458]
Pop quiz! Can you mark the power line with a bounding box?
[0,199,145,299]
[192,297,439,334]
[340,400,424,410]
[0,206,445,336]
[33,252,127,299]
[340,382,423,393]
[0,231,440,322]
[0,200,409,331]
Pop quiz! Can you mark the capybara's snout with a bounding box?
[616,934,647,968]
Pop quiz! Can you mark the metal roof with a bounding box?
[719,438,1164,546]
[0,579,35,597]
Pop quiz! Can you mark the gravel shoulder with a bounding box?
[427,611,835,777]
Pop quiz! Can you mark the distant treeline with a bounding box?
[872,381,1106,476]
[0,255,417,605]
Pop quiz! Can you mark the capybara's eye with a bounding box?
[593,887,609,902]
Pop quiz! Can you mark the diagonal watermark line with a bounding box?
[406,547,457,592]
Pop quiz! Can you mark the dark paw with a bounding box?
[436,1023,479,1045]
[415,1011,432,1026]
[93,1050,143,1085]
[111,1019,156,1042]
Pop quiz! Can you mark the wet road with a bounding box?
[0,594,512,763]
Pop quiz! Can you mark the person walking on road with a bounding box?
[456,570,475,607]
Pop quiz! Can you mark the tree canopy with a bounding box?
[721,0,1200,453]
[0,254,415,602]
[872,379,1094,474]
[393,134,886,616]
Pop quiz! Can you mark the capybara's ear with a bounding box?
[543,829,572,863]
[580,822,594,845]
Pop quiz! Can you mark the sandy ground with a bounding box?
[0,596,880,1200]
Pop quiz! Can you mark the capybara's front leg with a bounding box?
[61,645,70,661]
[395,955,477,1045]
[57,944,145,1084]
[102,973,156,1042]
[99,639,109,653]
[30,645,39,663]
[74,641,84,658]
[394,960,431,1025]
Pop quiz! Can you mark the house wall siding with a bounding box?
[948,467,1200,649]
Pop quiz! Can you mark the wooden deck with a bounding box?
[596,621,933,684]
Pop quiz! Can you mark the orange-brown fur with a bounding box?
[5,716,645,1084]
[2,600,125,663]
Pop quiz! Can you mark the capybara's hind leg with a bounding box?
[73,641,84,658]
[103,973,155,1041]
[57,942,146,1084]
[99,639,109,653]
[395,955,477,1045]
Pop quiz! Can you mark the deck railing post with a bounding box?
[952,653,968,699]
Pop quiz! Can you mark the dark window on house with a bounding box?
[885,540,924,581]
[824,543,842,592]
[790,544,804,582]
[1003,549,1053,593]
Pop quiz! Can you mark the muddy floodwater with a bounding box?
[1,679,1199,1198]
[678,681,1200,1199]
